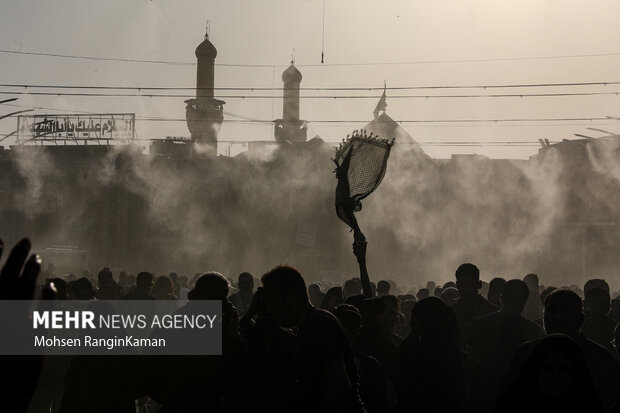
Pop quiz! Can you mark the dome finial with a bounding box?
[205,19,210,39]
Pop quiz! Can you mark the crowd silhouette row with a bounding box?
[1,237,620,413]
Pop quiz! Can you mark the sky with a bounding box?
[1,0,620,158]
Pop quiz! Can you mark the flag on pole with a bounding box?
[333,129,394,229]
[373,83,387,119]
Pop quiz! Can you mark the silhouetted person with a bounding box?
[440,287,460,306]
[494,334,604,413]
[344,278,363,300]
[240,286,297,413]
[229,272,255,316]
[465,279,543,413]
[126,274,136,289]
[357,294,401,382]
[376,280,390,297]
[178,275,190,301]
[444,281,457,289]
[50,277,68,300]
[397,297,465,413]
[321,286,345,312]
[502,289,620,410]
[151,274,177,300]
[118,270,128,291]
[584,278,610,294]
[416,288,429,300]
[122,272,154,300]
[451,263,497,341]
[582,287,615,354]
[68,277,94,300]
[334,304,390,413]
[522,273,543,321]
[143,271,246,412]
[487,277,506,307]
[308,282,326,307]
[261,265,365,413]
[95,267,123,300]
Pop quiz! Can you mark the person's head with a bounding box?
[50,277,68,300]
[443,281,457,290]
[191,272,230,300]
[377,280,390,296]
[118,271,128,284]
[343,278,362,299]
[583,278,610,294]
[97,268,114,288]
[136,271,154,293]
[178,275,188,288]
[523,273,540,291]
[261,265,309,327]
[321,286,344,312]
[584,287,610,315]
[410,296,459,343]
[237,272,254,293]
[488,277,507,306]
[501,279,530,314]
[308,282,321,295]
[70,277,94,300]
[152,275,174,298]
[345,295,385,324]
[440,287,460,306]
[416,288,429,300]
[333,304,362,340]
[544,289,584,337]
[455,263,481,298]
[426,281,436,294]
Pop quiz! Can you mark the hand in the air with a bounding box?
[0,238,53,413]
[0,238,42,300]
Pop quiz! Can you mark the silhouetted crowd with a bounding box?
[2,237,620,413]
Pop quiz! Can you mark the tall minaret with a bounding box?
[185,25,225,153]
[274,59,307,144]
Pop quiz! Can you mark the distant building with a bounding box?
[274,60,307,144]
[185,29,225,153]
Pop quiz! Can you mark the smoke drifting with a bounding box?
[2,135,620,290]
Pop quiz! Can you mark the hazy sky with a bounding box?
[2,0,620,158]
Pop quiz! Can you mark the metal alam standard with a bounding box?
[333,129,394,296]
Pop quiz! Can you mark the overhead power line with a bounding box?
[2,90,620,99]
[3,48,620,68]
[3,81,620,91]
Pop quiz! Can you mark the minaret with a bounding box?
[274,59,307,144]
[185,25,225,154]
